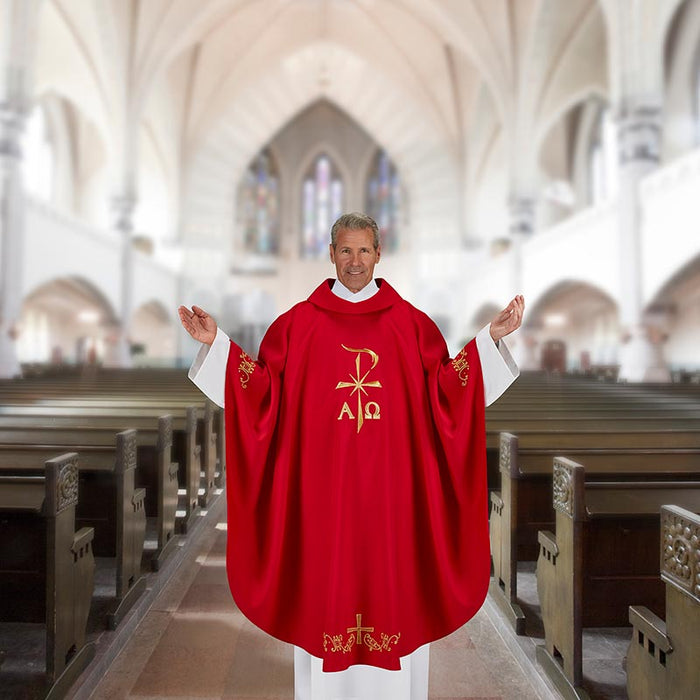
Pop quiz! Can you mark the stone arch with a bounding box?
[664,0,700,157]
[527,280,619,371]
[18,276,118,365]
[536,90,609,227]
[32,88,110,225]
[183,41,458,260]
[646,252,700,370]
[35,2,113,154]
[131,300,177,365]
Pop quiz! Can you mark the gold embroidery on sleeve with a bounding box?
[323,613,400,655]
[451,348,470,387]
[238,351,256,389]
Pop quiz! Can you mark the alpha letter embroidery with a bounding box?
[335,345,382,433]
[451,348,469,387]
[238,351,256,389]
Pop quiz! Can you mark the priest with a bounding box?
[179,212,523,700]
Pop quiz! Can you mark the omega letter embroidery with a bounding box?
[335,345,382,433]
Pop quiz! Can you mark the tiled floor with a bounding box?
[90,505,559,700]
[516,562,629,700]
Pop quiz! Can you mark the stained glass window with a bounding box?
[301,154,344,258]
[366,149,401,253]
[238,149,280,255]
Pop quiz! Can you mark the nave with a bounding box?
[88,493,557,700]
[3,368,700,700]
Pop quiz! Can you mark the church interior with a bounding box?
[1,0,700,699]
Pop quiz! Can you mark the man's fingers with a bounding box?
[192,305,209,318]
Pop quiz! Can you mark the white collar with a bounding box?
[331,279,379,303]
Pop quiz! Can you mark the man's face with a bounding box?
[329,228,381,293]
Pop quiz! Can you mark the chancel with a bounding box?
[1,1,700,700]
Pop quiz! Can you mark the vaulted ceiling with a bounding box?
[38,0,607,177]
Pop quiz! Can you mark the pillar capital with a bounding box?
[0,104,24,159]
[616,105,662,166]
[507,195,536,238]
[110,192,137,233]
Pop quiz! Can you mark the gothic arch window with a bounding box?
[365,149,401,253]
[301,153,344,259]
[589,105,619,205]
[22,104,54,201]
[237,149,280,255]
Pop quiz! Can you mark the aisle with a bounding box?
[91,505,559,700]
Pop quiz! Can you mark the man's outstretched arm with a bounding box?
[179,305,229,408]
[476,295,524,407]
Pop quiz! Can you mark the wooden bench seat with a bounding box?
[0,405,209,532]
[535,458,700,699]
[0,431,146,629]
[0,419,178,571]
[626,505,700,700]
[0,453,95,695]
[0,395,226,491]
[489,431,700,634]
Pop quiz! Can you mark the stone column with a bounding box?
[508,195,534,292]
[616,105,670,381]
[104,192,136,367]
[599,0,681,381]
[507,194,538,370]
[0,104,24,377]
[0,0,39,378]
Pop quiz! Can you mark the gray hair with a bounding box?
[330,212,380,249]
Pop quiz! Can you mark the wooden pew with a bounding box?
[0,453,95,695]
[0,370,224,496]
[0,417,178,571]
[535,458,700,699]
[0,406,204,533]
[626,505,700,700]
[0,431,146,629]
[489,430,700,634]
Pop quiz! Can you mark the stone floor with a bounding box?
[0,489,638,700]
[86,497,561,700]
[515,562,630,700]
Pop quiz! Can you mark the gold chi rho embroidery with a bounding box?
[238,351,256,389]
[451,348,470,386]
[335,345,382,433]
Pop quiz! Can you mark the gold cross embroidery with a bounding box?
[335,345,382,433]
[346,613,375,645]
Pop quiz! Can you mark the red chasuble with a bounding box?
[223,279,489,672]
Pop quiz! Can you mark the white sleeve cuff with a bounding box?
[475,324,519,407]
[187,327,231,408]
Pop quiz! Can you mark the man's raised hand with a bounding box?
[178,305,217,346]
[489,295,524,343]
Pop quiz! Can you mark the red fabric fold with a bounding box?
[224,279,489,671]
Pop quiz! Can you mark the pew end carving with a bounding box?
[0,452,96,694]
[627,505,700,700]
[489,432,526,634]
[535,457,587,698]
